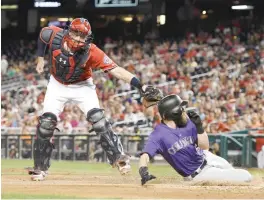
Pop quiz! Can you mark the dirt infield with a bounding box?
[2,168,264,199]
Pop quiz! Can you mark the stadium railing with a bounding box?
[208,128,264,167]
[1,75,28,92]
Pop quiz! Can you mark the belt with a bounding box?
[190,159,207,178]
[51,75,94,87]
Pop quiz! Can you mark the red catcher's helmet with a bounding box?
[63,18,92,52]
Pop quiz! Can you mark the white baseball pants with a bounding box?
[42,75,100,117]
[193,150,252,182]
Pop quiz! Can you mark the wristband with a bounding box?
[130,77,142,90]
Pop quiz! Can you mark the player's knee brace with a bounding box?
[34,112,58,171]
[87,108,124,165]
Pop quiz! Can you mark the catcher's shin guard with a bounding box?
[33,136,54,171]
[98,127,124,165]
[87,108,130,173]
[33,112,57,171]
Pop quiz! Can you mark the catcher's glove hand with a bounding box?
[187,109,204,134]
[139,166,156,185]
[114,155,131,175]
[141,85,163,108]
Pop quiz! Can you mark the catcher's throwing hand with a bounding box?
[36,58,45,74]
[141,85,163,108]
[139,166,156,185]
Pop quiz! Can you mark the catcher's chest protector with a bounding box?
[49,31,89,84]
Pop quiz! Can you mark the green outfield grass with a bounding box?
[1,159,176,176]
[2,159,264,176]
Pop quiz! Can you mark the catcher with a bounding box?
[139,95,252,185]
[27,18,163,181]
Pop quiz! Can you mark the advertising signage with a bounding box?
[95,0,138,8]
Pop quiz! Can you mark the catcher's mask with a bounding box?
[158,94,188,127]
[63,18,93,52]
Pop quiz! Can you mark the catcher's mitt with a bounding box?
[114,155,131,175]
[141,85,163,108]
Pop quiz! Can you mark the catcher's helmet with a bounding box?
[63,18,92,51]
[158,95,188,120]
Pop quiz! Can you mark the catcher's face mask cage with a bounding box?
[63,18,93,52]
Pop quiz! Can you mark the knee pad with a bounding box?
[87,108,109,133]
[37,112,58,139]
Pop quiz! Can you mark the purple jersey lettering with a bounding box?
[142,119,204,177]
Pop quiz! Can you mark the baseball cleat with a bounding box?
[25,167,48,181]
[31,171,48,181]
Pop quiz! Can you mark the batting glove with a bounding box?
[187,110,204,134]
[139,166,156,185]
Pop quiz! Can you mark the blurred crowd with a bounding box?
[1,23,264,139]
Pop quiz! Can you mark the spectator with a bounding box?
[58,114,73,134]
[124,106,138,123]
[1,55,8,75]
[249,113,262,128]
[257,146,264,169]
[1,22,263,136]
